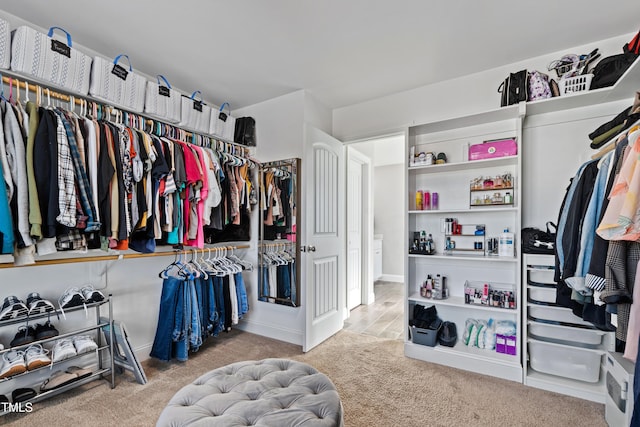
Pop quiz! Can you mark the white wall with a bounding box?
[374,164,404,278]
[333,33,632,141]
[333,32,635,230]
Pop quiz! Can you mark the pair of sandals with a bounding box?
[40,366,92,392]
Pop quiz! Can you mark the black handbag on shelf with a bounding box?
[591,29,640,90]
[521,222,557,255]
[234,117,256,146]
[498,70,529,107]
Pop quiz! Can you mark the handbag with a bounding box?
[521,222,557,255]
[234,116,256,146]
[498,70,528,107]
[211,102,236,141]
[591,29,640,90]
[178,90,211,134]
[89,54,146,112]
[11,26,92,95]
[143,75,181,124]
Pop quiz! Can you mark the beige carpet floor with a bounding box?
[4,329,606,426]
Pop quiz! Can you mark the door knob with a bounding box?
[301,245,316,252]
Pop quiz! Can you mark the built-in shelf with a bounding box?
[408,254,517,262]
[409,155,518,174]
[409,294,518,313]
[409,207,518,214]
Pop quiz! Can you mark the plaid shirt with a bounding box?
[58,111,99,232]
[55,113,77,228]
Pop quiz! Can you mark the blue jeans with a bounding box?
[188,279,202,352]
[150,277,182,362]
[235,273,249,318]
[213,277,226,335]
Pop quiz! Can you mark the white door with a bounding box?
[347,149,365,311]
[302,125,345,352]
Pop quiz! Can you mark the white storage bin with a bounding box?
[528,305,594,328]
[527,268,555,286]
[528,321,605,348]
[0,18,10,69]
[11,26,92,95]
[89,54,146,112]
[528,286,556,304]
[528,339,603,383]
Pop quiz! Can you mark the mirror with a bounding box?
[258,158,300,307]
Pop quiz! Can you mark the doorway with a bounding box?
[343,133,406,338]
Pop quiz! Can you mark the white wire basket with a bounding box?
[559,74,593,96]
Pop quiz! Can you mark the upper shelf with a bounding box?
[525,56,640,116]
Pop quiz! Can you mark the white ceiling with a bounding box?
[0,1,638,111]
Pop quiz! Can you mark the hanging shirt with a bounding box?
[25,101,42,239]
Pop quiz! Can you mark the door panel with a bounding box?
[303,125,344,352]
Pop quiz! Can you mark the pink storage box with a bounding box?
[469,138,517,161]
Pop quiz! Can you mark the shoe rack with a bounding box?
[0,297,115,414]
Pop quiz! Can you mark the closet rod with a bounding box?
[0,244,250,269]
[0,69,252,155]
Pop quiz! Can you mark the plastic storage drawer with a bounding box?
[527,268,555,286]
[528,321,605,348]
[528,286,556,304]
[528,339,603,383]
[528,305,595,328]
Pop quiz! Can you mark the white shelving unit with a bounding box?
[523,254,615,403]
[404,104,524,382]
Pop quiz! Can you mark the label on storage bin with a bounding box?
[218,112,228,122]
[193,100,203,112]
[51,39,71,58]
[158,86,170,97]
[111,64,129,81]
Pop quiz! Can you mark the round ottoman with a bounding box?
[157,358,344,426]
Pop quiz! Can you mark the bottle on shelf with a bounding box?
[424,191,431,210]
[431,192,439,210]
[499,228,515,257]
[415,190,423,210]
[504,192,513,204]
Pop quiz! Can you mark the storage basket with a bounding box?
[89,54,146,112]
[144,75,182,124]
[11,26,92,95]
[559,74,593,96]
[179,91,212,134]
[210,102,236,141]
[411,324,441,347]
[0,18,10,70]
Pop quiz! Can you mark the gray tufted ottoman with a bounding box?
[157,358,344,426]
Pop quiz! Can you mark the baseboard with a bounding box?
[236,320,303,347]
[379,274,404,283]
[133,343,152,363]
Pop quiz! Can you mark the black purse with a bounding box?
[498,70,529,107]
[234,117,256,146]
[521,222,557,255]
[591,29,640,90]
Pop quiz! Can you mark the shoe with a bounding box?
[80,286,105,304]
[26,292,56,315]
[35,322,59,341]
[0,350,26,379]
[51,339,77,363]
[66,365,92,380]
[10,325,36,347]
[0,296,28,321]
[41,371,78,392]
[11,388,36,403]
[58,288,86,310]
[72,335,98,355]
[24,344,51,370]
